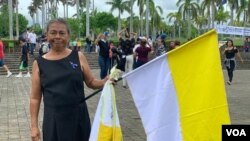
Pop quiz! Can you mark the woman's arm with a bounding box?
[30,61,42,140]
[117,28,126,39]
[236,52,243,63]
[78,52,108,89]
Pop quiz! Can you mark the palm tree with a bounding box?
[137,0,145,35]
[129,0,136,33]
[177,0,199,38]
[199,0,221,29]
[200,0,211,29]
[34,0,42,26]
[167,12,182,39]
[28,4,36,25]
[236,0,248,26]
[149,1,163,39]
[227,0,239,25]
[60,0,67,18]
[106,0,130,32]
[0,0,17,39]
[215,6,230,25]
[66,0,75,18]
[29,0,43,27]
[194,7,208,35]
[41,0,45,29]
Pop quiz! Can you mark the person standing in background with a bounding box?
[0,37,12,77]
[98,32,110,79]
[77,39,81,51]
[134,37,154,69]
[94,33,103,53]
[243,37,249,53]
[72,39,77,51]
[28,29,37,56]
[16,36,31,78]
[86,36,92,53]
[155,34,167,57]
[223,39,243,85]
[118,28,136,88]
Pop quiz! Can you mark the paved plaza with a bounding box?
[0,69,250,141]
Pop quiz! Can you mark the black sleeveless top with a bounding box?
[225,47,238,59]
[37,50,91,141]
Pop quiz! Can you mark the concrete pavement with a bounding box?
[0,69,249,141]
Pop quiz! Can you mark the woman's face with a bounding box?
[47,22,70,49]
[157,39,162,45]
[227,41,233,47]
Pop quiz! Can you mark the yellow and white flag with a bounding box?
[89,78,123,141]
[123,30,230,141]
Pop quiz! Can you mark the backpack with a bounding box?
[39,43,49,56]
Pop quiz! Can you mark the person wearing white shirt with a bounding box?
[29,29,37,55]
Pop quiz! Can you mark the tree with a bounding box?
[167,12,182,39]
[177,0,199,38]
[137,0,145,35]
[129,0,136,33]
[227,0,239,25]
[236,0,248,26]
[149,1,163,39]
[13,13,29,35]
[28,4,36,25]
[91,12,117,33]
[0,4,28,37]
[106,0,130,32]
[66,18,82,39]
[0,4,10,37]
[194,6,208,35]
[60,0,67,18]
[214,6,230,25]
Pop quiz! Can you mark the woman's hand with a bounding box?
[31,127,41,141]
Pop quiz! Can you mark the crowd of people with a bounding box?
[1,23,247,88]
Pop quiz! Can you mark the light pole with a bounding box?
[8,0,13,39]
[15,0,19,39]
[76,0,80,38]
[86,0,90,37]
[145,0,149,37]
[187,7,192,39]
[42,0,45,29]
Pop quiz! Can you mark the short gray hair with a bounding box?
[46,18,71,34]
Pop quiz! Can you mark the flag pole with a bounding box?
[85,77,123,100]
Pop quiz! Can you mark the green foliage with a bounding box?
[2,39,18,48]
[66,18,82,39]
[0,4,9,37]
[67,11,117,39]
[91,12,117,33]
[13,14,29,35]
[32,24,43,35]
[0,4,28,37]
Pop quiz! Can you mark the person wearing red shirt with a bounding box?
[0,37,12,77]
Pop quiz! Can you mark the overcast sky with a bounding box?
[19,0,178,25]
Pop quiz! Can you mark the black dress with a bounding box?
[37,50,91,141]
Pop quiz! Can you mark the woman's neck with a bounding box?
[50,48,68,55]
